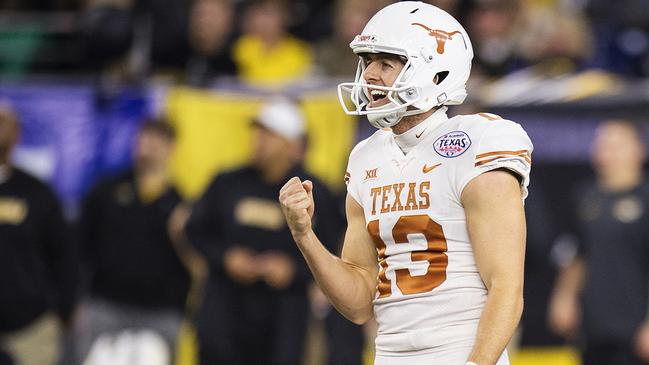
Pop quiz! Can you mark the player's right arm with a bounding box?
[279,177,378,324]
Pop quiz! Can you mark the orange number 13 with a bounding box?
[367,215,448,298]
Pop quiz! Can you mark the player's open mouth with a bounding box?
[369,88,389,107]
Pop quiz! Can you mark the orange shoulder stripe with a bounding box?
[475,154,532,167]
[475,149,530,159]
[477,112,502,121]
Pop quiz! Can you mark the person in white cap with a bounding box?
[185,98,344,365]
[279,2,533,365]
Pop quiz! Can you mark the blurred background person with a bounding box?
[80,0,190,83]
[80,0,136,76]
[585,0,649,77]
[549,120,649,365]
[515,2,592,75]
[0,104,77,365]
[74,120,191,364]
[185,0,237,87]
[465,0,524,77]
[314,0,379,79]
[185,98,343,365]
[232,0,314,88]
[283,0,336,43]
[464,0,592,79]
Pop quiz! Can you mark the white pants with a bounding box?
[73,298,182,365]
[375,348,509,365]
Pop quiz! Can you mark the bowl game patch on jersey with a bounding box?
[434,131,471,157]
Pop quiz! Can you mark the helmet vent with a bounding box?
[410,8,419,14]
[434,71,449,85]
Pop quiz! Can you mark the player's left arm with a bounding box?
[462,168,526,365]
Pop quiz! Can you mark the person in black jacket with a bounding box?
[73,119,191,365]
[0,104,77,365]
[185,0,237,87]
[186,98,344,365]
[549,120,649,365]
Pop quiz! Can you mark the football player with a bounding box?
[279,2,532,364]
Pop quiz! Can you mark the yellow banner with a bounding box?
[166,87,357,199]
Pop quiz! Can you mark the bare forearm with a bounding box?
[280,181,376,323]
[468,283,523,365]
[293,229,375,324]
[554,258,585,298]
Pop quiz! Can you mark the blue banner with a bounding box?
[0,84,150,217]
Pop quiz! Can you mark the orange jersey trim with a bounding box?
[477,112,502,121]
[475,149,530,160]
[475,154,532,167]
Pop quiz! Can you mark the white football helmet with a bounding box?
[337,1,474,129]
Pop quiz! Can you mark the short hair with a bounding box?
[601,119,645,145]
[139,118,176,141]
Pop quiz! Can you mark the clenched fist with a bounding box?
[279,177,315,237]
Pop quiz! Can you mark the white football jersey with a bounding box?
[345,108,532,356]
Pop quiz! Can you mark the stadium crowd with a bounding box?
[0,0,648,365]
[0,0,648,81]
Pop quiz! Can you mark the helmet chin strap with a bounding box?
[367,103,431,129]
[368,111,400,129]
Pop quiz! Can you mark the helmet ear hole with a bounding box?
[434,71,449,85]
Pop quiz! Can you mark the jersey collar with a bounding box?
[393,106,448,154]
